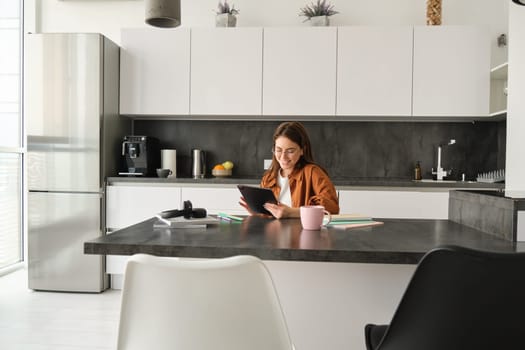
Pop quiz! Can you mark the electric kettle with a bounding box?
[191,149,206,179]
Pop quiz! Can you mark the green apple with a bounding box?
[222,161,234,170]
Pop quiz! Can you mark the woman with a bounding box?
[242,121,340,218]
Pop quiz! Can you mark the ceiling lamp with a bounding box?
[145,0,181,28]
[512,0,525,5]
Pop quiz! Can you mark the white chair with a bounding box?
[116,254,294,350]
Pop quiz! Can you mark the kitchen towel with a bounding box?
[161,149,177,178]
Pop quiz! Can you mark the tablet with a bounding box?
[237,185,278,216]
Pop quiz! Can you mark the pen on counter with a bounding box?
[328,220,374,225]
[218,212,244,222]
[217,215,232,222]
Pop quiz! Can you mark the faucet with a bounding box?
[432,139,456,180]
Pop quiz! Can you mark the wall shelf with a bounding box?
[489,110,507,119]
[491,62,508,79]
[489,62,508,116]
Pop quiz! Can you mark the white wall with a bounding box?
[28,0,524,195]
[505,3,525,196]
[28,0,508,65]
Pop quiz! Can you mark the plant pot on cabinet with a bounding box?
[216,13,237,27]
[309,15,329,26]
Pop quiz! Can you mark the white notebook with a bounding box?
[154,215,220,228]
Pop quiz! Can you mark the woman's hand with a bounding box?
[239,196,252,214]
[263,202,300,219]
[239,197,273,218]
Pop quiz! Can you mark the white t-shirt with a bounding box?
[278,172,292,207]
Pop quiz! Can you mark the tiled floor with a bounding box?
[0,268,121,350]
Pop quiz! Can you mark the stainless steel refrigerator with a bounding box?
[27,33,129,292]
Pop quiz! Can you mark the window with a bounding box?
[0,0,23,271]
[0,154,22,269]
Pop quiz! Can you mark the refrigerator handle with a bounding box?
[100,189,106,237]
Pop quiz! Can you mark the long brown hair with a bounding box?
[267,121,321,178]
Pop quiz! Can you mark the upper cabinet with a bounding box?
[336,26,413,116]
[190,28,263,115]
[120,28,191,116]
[119,26,491,119]
[412,26,490,117]
[262,27,337,116]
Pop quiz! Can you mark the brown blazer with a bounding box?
[260,163,340,214]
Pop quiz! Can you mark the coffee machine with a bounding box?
[120,136,160,176]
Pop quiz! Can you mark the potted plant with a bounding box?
[215,0,239,27]
[299,0,339,26]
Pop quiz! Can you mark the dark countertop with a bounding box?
[85,216,524,264]
[107,176,504,190]
[455,189,525,203]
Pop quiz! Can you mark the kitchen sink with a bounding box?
[415,179,477,184]
[418,179,458,183]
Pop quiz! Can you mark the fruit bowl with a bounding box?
[212,168,232,177]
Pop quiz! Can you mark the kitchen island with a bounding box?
[85,217,524,350]
[85,216,521,264]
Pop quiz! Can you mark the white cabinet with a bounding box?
[106,184,182,231]
[262,27,337,116]
[120,28,190,115]
[180,186,247,215]
[105,183,451,287]
[105,184,182,286]
[337,26,413,116]
[105,183,243,286]
[190,28,263,115]
[106,184,247,230]
[338,189,449,219]
[412,26,490,117]
[118,26,491,119]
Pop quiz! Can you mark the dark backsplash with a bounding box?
[133,120,506,181]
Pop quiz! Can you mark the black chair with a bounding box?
[365,245,525,350]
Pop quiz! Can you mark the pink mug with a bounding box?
[300,205,331,230]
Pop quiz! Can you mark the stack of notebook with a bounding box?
[325,214,383,230]
[154,215,220,228]
[217,213,244,222]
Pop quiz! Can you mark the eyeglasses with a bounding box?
[272,147,298,157]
